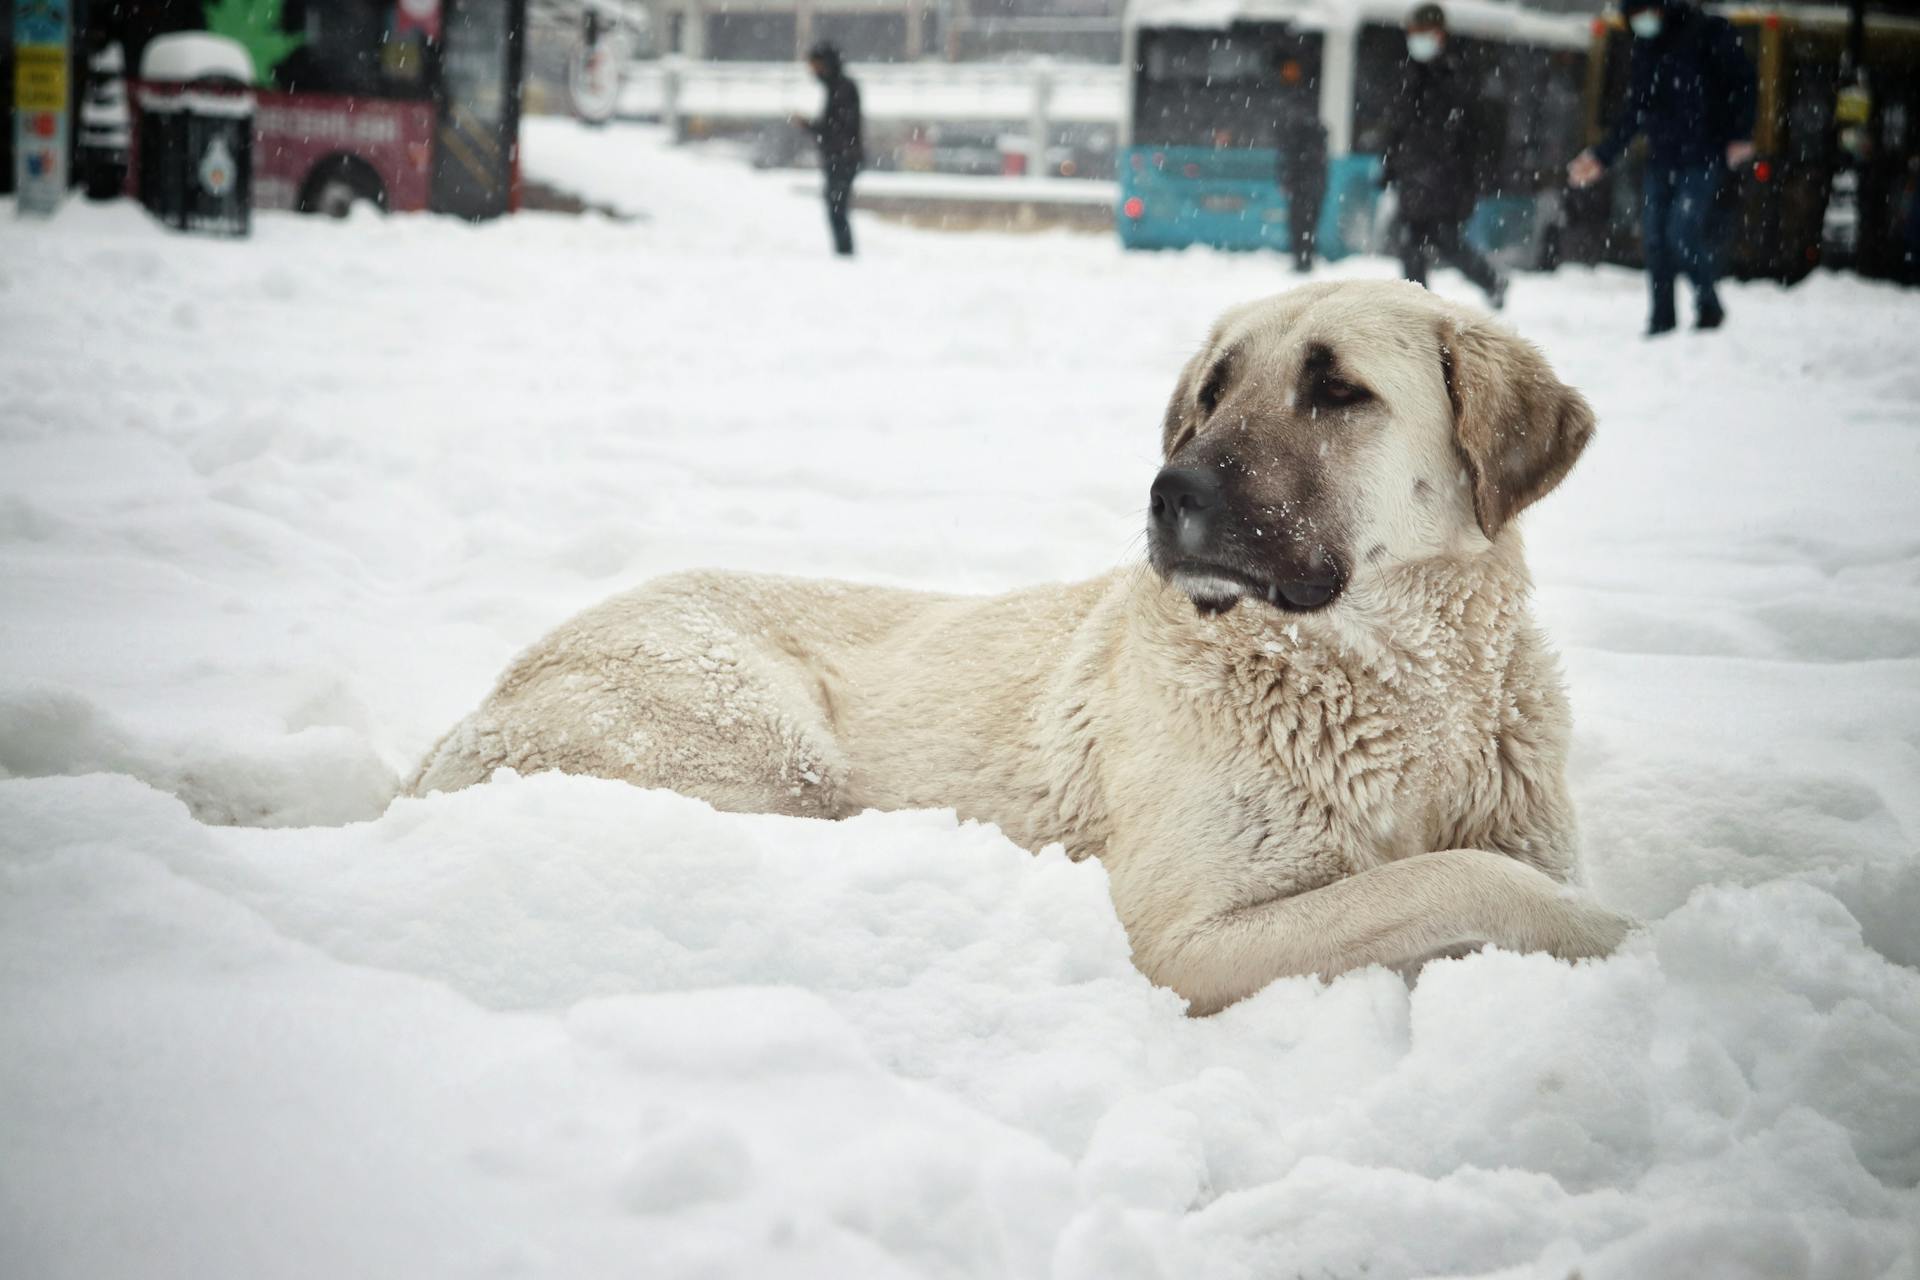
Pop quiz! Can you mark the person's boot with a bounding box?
[1648,279,1677,337]
[1487,272,1508,311]
[1697,298,1726,330]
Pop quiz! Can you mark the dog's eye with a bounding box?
[1318,379,1372,409]
[1198,360,1233,417]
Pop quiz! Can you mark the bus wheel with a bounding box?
[300,157,388,219]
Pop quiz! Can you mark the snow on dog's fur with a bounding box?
[412,281,1631,1013]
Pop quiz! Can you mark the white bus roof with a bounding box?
[1126,0,1593,49]
[1713,2,1920,36]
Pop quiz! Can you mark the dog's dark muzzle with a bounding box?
[1148,465,1345,613]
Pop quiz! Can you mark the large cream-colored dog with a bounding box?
[412,281,1632,1013]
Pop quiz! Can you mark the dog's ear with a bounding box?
[1438,317,1595,540]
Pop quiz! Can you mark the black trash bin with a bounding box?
[136,34,254,237]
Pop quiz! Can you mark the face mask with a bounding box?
[1406,32,1443,62]
[1629,11,1664,38]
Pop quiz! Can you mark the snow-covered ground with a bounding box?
[3,119,1918,1279]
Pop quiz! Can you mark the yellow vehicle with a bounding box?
[1573,4,1920,282]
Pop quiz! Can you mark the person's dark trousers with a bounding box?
[824,163,856,256]
[1286,175,1326,272]
[1399,216,1501,296]
[1642,164,1724,332]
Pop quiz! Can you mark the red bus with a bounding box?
[108,0,526,220]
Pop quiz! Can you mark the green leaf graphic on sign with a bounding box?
[202,0,304,87]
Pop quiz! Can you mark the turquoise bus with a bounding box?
[1118,0,1591,263]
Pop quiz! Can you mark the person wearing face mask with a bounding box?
[1568,0,1756,334]
[1379,5,1508,309]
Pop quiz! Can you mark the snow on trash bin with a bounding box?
[135,33,255,237]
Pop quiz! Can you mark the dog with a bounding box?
[410,281,1633,1014]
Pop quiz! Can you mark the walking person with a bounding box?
[1380,4,1507,309]
[1568,0,1756,335]
[790,42,863,257]
[1274,56,1328,273]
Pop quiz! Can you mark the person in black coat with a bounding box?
[1273,55,1328,273]
[791,42,864,257]
[1380,4,1506,308]
[1569,0,1756,334]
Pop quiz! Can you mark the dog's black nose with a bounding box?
[1150,467,1220,550]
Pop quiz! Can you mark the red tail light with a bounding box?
[1123,196,1146,220]
[1753,161,1772,183]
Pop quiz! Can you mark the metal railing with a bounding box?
[621,57,1125,133]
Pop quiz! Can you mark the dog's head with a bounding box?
[1148,281,1594,616]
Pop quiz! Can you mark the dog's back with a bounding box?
[409,568,1119,840]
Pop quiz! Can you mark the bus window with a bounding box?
[1133,26,1319,150]
[1783,37,1837,169]
[277,1,435,100]
[811,13,909,63]
[1352,23,1407,154]
[1447,37,1507,197]
[1530,53,1588,184]
[705,14,799,61]
[1478,45,1586,194]
[1144,35,1267,83]
[1595,28,1634,144]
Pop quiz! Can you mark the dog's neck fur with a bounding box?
[1132,532,1535,688]
[1318,531,1535,678]
[1086,533,1547,869]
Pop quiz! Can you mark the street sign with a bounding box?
[14,0,72,216]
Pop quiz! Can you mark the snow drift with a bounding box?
[1,120,1916,1278]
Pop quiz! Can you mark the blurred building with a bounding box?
[654,0,930,59]
[651,0,1124,62]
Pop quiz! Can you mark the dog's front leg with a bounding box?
[1138,849,1635,1016]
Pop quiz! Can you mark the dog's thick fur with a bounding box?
[411,281,1632,1014]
